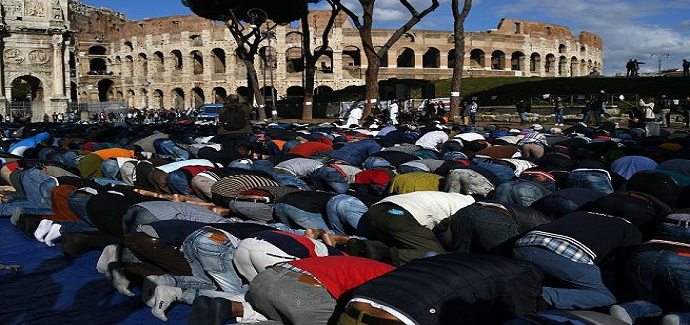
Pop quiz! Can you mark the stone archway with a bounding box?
[9,75,45,119]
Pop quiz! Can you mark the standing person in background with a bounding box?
[516,99,531,125]
[388,100,399,125]
[554,96,565,126]
[346,103,363,127]
[657,95,673,127]
[212,94,253,150]
[683,59,690,77]
[467,100,478,126]
[680,96,690,128]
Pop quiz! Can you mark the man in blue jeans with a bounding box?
[610,212,690,325]
[513,210,642,310]
[309,164,361,194]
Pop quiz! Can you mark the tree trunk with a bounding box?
[303,65,316,119]
[449,0,472,119]
[241,56,267,120]
[363,48,380,118]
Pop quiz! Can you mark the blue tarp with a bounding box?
[0,218,191,324]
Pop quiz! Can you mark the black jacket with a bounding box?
[349,253,543,325]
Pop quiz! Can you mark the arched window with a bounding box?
[397,48,415,68]
[470,49,485,68]
[422,48,440,68]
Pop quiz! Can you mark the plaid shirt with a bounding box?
[516,231,594,264]
[517,131,548,147]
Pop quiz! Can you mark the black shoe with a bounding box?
[344,238,367,257]
[364,240,393,264]
[16,214,44,238]
[61,231,123,258]
[188,296,233,325]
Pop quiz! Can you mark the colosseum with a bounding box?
[0,0,603,119]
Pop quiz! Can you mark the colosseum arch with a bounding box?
[89,58,107,74]
[423,48,440,68]
[397,48,415,68]
[448,49,456,68]
[97,79,114,101]
[123,41,133,52]
[89,45,107,56]
[570,57,579,77]
[545,54,556,75]
[116,91,124,101]
[124,56,134,78]
[315,46,333,73]
[374,46,388,67]
[140,88,149,108]
[138,53,148,79]
[151,52,165,80]
[285,47,302,74]
[153,89,164,109]
[530,53,541,72]
[511,51,525,71]
[470,49,485,69]
[259,46,277,69]
[315,85,333,95]
[286,86,304,98]
[579,59,588,76]
[491,50,506,70]
[212,87,227,102]
[192,87,205,108]
[259,86,277,102]
[172,88,185,110]
[236,86,250,100]
[285,31,302,44]
[558,44,567,54]
[558,56,568,76]
[69,52,77,76]
[114,56,122,76]
[126,89,136,107]
[587,60,593,74]
[211,48,226,73]
[70,82,78,102]
[342,46,361,67]
[191,50,204,75]
[171,50,183,70]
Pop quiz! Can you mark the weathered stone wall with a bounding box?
[3,1,604,113]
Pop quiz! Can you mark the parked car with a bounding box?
[196,103,224,123]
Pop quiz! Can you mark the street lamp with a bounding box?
[650,54,670,75]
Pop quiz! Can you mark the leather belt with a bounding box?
[281,268,322,287]
[343,305,404,325]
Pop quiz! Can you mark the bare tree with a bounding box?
[333,0,439,117]
[449,0,472,118]
[299,1,341,120]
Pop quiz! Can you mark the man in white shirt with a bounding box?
[388,100,399,125]
[346,104,363,127]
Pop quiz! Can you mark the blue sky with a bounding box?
[81,0,690,76]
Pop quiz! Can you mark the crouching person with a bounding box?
[339,253,544,325]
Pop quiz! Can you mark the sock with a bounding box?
[111,267,134,297]
[34,219,54,242]
[44,224,63,247]
[10,207,23,226]
[96,244,121,274]
[151,285,183,321]
[142,275,175,307]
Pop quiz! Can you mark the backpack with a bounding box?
[220,104,248,131]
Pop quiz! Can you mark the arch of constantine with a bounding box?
[0,0,603,119]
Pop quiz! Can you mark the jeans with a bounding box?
[273,203,331,231]
[493,179,549,207]
[325,194,370,236]
[121,205,159,234]
[67,191,94,225]
[658,216,690,238]
[20,168,55,210]
[155,139,190,160]
[166,170,191,196]
[469,112,476,125]
[363,156,391,170]
[513,246,616,309]
[567,169,613,194]
[101,159,120,180]
[555,109,564,124]
[519,112,527,124]
[247,267,336,325]
[172,227,246,304]
[448,204,518,253]
[310,166,349,194]
[583,110,601,126]
[620,248,690,323]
